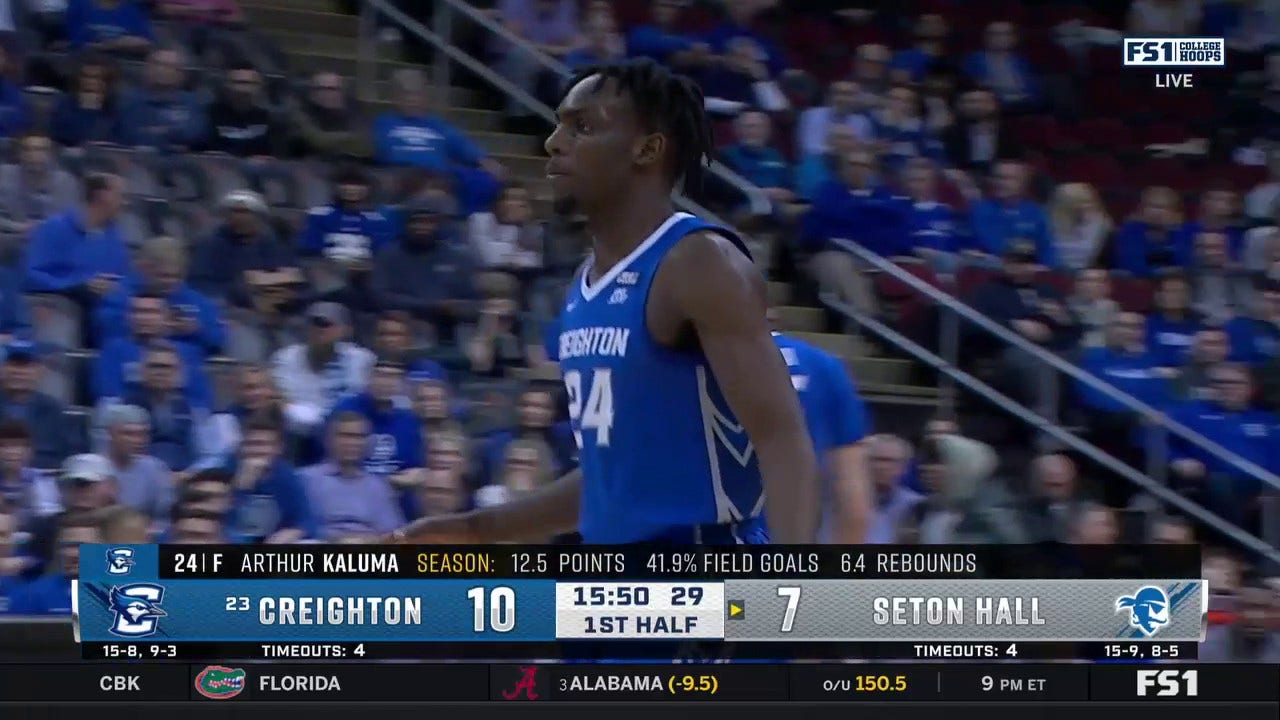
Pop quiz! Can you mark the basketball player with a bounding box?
[388,60,819,545]
[772,323,872,543]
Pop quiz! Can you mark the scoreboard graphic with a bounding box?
[72,545,1206,660]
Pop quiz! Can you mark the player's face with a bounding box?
[545,75,645,213]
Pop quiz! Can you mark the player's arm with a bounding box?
[666,232,821,543]
[821,354,872,544]
[387,468,581,544]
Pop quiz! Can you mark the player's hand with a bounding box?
[383,514,479,544]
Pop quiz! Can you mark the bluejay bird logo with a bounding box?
[106,548,135,576]
[1115,585,1171,637]
[108,584,168,637]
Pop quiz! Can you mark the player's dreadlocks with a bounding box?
[564,58,715,191]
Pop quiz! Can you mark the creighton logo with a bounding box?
[108,583,168,637]
[195,666,246,700]
[1116,586,1171,637]
[106,548,135,576]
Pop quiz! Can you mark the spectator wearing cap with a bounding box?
[290,72,371,159]
[49,55,125,147]
[1113,186,1189,278]
[300,410,404,541]
[113,346,219,474]
[0,133,79,237]
[1191,230,1253,324]
[24,173,133,321]
[962,21,1040,112]
[968,160,1056,267]
[208,62,281,158]
[864,434,923,544]
[7,514,99,614]
[300,164,396,311]
[1146,271,1204,370]
[95,235,225,357]
[372,197,477,346]
[58,454,116,515]
[0,341,71,469]
[0,420,61,569]
[118,46,209,150]
[271,302,375,446]
[468,183,547,275]
[625,0,712,72]
[795,81,873,162]
[191,190,304,362]
[1168,362,1280,527]
[223,419,314,544]
[93,293,213,408]
[1178,181,1246,261]
[1225,278,1280,364]
[67,0,155,55]
[942,87,1018,178]
[329,358,424,515]
[373,68,504,215]
[96,404,174,526]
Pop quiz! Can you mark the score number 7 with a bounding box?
[777,586,801,633]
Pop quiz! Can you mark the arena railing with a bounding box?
[356,0,773,221]
[828,238,1280,565]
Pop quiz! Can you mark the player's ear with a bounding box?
[633,133,665,169]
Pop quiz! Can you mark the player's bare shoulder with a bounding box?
[650,230,766,337]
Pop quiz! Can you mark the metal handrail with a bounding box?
[824,291,1280,564]
[359,0,773,219]
[832,237,1280,494]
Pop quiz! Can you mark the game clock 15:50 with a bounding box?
[571,585,705,607]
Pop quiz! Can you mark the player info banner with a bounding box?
[76,544,1206,645]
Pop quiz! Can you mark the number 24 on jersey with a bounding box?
[564,368,615,448]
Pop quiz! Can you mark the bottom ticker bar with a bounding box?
[86,640,1167,662]
[0,663,1275,703]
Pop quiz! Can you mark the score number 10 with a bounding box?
[468,586,516,633]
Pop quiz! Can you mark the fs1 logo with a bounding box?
[1124,38,1225,66]
[108,584,168,637]
[1137,670,1199,697]
[106,548,135,576]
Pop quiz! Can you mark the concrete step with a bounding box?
[269,31,367,59]
[287,52,477,90]
[245,6,357,36]
[787,331,871,358]
[846,357,916,386]
[773,305,823,333]
[860,386,942,406]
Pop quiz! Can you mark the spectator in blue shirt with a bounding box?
[1178,181,1246,260]
[300,411,404,541]
[300,164,396,312]
[67,0,155,55]
[563,11,624,71]
[330,359,424,489]
[480,383,575,486]
[373,68,504,215]
[1146,271,1203,369]
[8,515,98,615]
[963,21,1040,112]
[1226,279,1280,364]
[795,80,874,163]
[0,511,28,613]
[892,13,950,82]
[795,123,859,201]
[93,293,213,409]
[116,345,217,473]
[774,330,872,543]
[0,342,75,470]
[0,421,62,553]
[899,157,964,266]
[969,160,1056,267]
[702,0,786,78]
[872,84,945,174]
[1168,362,1280,527]
[118,46,208,150]
[0,267,31,343]
[0,44,30,139]
[626,0,711,71]
[95,235,225,357]
[24,172,134,309]
[720,110,802,220]
[224,420,316,544]
[50,56,126,147]
[1113,186,1190,278]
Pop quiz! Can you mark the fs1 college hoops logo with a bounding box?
[107,583,169,637]
[1123,37,1224,89]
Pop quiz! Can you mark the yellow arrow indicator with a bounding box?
[728,602,743,618]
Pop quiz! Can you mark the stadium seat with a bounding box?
[1075,118,1135,155]
[956,264,999,299]
[1111,276,1154,314]
[1061,154,1124,188]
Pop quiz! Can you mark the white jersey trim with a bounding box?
[696,365,758,524]
[579,211,692,302]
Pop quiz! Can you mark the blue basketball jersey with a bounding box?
[773,332,870,542]
[555,212,764,543]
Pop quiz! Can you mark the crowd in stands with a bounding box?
[0,0,1277,658]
